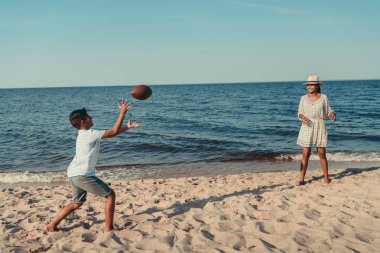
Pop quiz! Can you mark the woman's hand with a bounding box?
[299,114,310,125]
[328,112,336,122]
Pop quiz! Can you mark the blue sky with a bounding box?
[0,0,379,88]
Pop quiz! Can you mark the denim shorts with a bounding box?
[69,175,114,204]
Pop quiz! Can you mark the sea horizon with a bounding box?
[2,78,380,90]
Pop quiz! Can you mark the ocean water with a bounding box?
[1,80,379,184]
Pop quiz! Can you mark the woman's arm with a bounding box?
[325,96,336,122]
[298,96,310,125]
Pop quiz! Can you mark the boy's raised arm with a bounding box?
[102,100,131,139]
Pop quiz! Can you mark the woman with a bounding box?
[297,75,336,185]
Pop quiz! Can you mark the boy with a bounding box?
[45,100,141,232]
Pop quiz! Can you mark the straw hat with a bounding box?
[304,75,324,85]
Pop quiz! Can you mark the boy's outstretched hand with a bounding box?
[103,100,139,139]
[118,99,132,114]
[127,119,142,129]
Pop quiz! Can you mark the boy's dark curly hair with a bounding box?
[69,108,89,129]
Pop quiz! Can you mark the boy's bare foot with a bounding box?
[104,226,114,232]
[44,224,58,233]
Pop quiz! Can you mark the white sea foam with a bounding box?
[276,152,380,162]
[1,153,379,185]
[0,168,144,185]
[0,171,67,184]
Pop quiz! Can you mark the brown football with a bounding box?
[131,84,152,100]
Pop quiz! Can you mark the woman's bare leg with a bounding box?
[317,147,330,183]
[300,147,311,184]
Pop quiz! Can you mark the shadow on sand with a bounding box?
[135,166,379,219]
[304,166,379,184]
[137,182,284,218]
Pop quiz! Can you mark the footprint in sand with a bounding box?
[43,231,71,244]
[332,222,352,236]
[135,238,171,251]
[209,228,241,248]
[255,221,274,234]
[293,230,315,247]
[336,213,353,227]
[178,232,192,246]
[255,239,281,252]
[27,216,38,223]
[27,198,39,204]
[351,216,380,230]
[193,213,215,225]
[277,214,295,223]
[181,223,195,232]
[81,232,96,243]
[15,191,30,198]
[304,208,321,221]
[200,229,214,240]
[4,213,16,219]
[219,214,230,221]
[328,229,342,240]
[4,224,22,234]
[218,220,240,232]
[95,232,129,250]
[269,220,293,235]
[277,200,291,210]
[355,231,375,244]
[369,210,380,219]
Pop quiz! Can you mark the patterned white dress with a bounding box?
[297,94,334,147]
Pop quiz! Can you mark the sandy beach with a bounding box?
[1,167,379,253]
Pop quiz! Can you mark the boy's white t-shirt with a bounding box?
[67,129,105,178]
